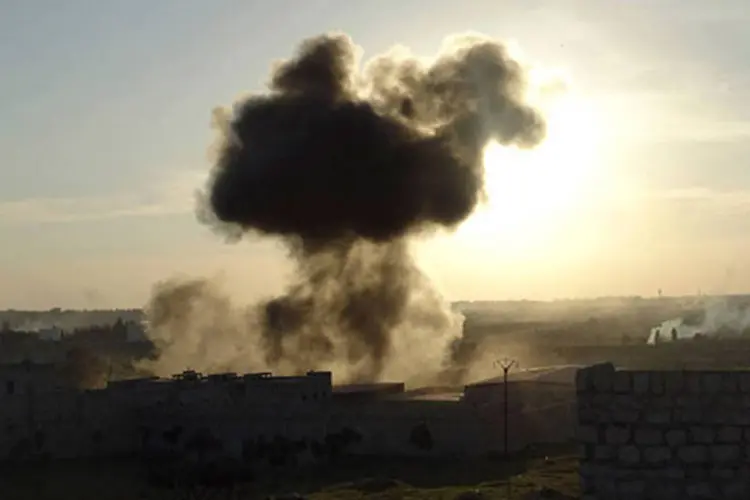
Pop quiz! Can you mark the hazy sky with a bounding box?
[2,0,750,309]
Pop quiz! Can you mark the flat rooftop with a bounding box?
[467,364,582,387]
[333,382,405,396]
[392,391,463,402]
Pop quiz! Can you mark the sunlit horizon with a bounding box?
[2,0,750,309]
[454,90,602,255]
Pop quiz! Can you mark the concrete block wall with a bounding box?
[577,363,750,500]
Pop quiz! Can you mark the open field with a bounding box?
[470,328,750,374]
[0,445,579,500]
[458,296,750,376]
[551,340,750,369]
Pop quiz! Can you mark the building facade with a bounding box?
[0,364,575,463]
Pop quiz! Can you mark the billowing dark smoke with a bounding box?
[208,33,543,243]
[145,32,547,384]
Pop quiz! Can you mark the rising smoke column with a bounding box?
[146,32,547,383]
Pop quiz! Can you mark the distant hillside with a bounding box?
[0,309,144,331]
[5,294,750,332]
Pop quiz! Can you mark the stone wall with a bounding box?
[577,363,750,500]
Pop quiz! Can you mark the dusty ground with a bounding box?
[0,445,579,500]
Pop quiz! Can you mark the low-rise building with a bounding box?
[0,364,575,463]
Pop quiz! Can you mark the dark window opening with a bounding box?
[6,380,15,395]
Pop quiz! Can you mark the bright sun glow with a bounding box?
[454,92,602,253]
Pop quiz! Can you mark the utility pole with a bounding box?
[493,357,517,500]
[492,358,517,457]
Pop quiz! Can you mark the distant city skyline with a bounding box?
[2,0,750,309]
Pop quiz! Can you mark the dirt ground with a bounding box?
[0,445,579,500]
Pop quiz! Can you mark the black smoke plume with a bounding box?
[145,32,547,384]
